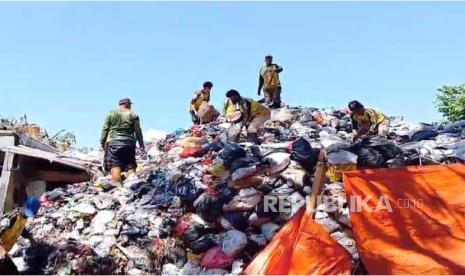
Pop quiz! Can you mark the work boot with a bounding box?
[247,133,261,145]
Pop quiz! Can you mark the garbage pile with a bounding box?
[13,105,465,275]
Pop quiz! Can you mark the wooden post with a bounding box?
[0,152,16,213]
[307,148,327,218]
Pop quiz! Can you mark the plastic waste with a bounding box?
[200,247,234,269]
[219,143,246,166]
[222,230,247,258]
[262,152,291,175]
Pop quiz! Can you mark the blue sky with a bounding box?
[1,2,465,147]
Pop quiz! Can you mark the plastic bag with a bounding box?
[289,138,318,172]
[222,230,247,258]
[200,247,234,269]
[174,180,201,202]
[229,157,260,174]
[207,160,227,177]
[228,176,263,190]
[327,150,358,165]
[326,164,357,182]
[231,166,260,182]
[180,137,208,148]
[219,143,246,166]
[194,190,224,223]
[223,188,263,212]
[179,147,207,159]
[262,152,290,175]
[189,234,219,254]
[222,211,251,231]
[281,168,309,189]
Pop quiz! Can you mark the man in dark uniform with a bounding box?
[100,98,145,184]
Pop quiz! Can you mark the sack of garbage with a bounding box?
[180,136,208,148]
[262,152,291,175]
[223,188,263,212]
[207,159,228,177]
[200,247,234,269]
[326,163,357,182]
[198,102,220,123]
[180,147,208,159]
[174,180,202,203]
[219,143,247,166]
[289,138,318,172]
[271,107,296,123]
[229,157,260,174]
[222,211,251,231]
[327,150,358,165]
[228,176,263,190]
[189,234,220,254]
[194,189,225,222]
[222,230,247,258]
[281,168,309,190]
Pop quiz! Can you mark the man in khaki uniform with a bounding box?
[190,81,213,124]
[348,100,390,141]
[101,98,145,184]
[0,197,40,274]
[258,55,283,108]
[225,89,271,144]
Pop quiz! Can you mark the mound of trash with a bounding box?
[12,105,465,274]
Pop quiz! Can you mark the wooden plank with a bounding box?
[0,152,16,213]
[307,148,327,218]
[37,170,91,183]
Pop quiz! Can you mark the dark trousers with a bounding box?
[190,110,200,125]
[264,86,282,108]
[104,140,136,172]
[0,256,19,275]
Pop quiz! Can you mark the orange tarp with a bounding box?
[344,163,465,275]
[244,206,352,275]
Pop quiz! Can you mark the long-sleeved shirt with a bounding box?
[233,98,270,125]
[100,107,144,147]
[350,108,386,132]
[259,64,283,90]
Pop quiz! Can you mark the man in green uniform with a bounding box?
[258,55,283,108]
[100,98,145,184]
[225,89,271,144]
[348,100,390,141]
[0,197,40,274]
[190,81,213,124]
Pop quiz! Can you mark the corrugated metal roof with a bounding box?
[0,145,97,173]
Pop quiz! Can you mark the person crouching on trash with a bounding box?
[0,197,41,275]
[190,81,213,125]
[225,89,271,145]
[348,100,390,142]
[100,98,145,184]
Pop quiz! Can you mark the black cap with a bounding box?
[265,55,273,59]
[203,81,213,88]
[348,100,364,111]
[119,98,132,105]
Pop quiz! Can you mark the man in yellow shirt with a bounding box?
[258,55,283,109]
[225,89,271,144]
[0,197,40,274]
[190,81,213,124]
[348,100,390,141]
